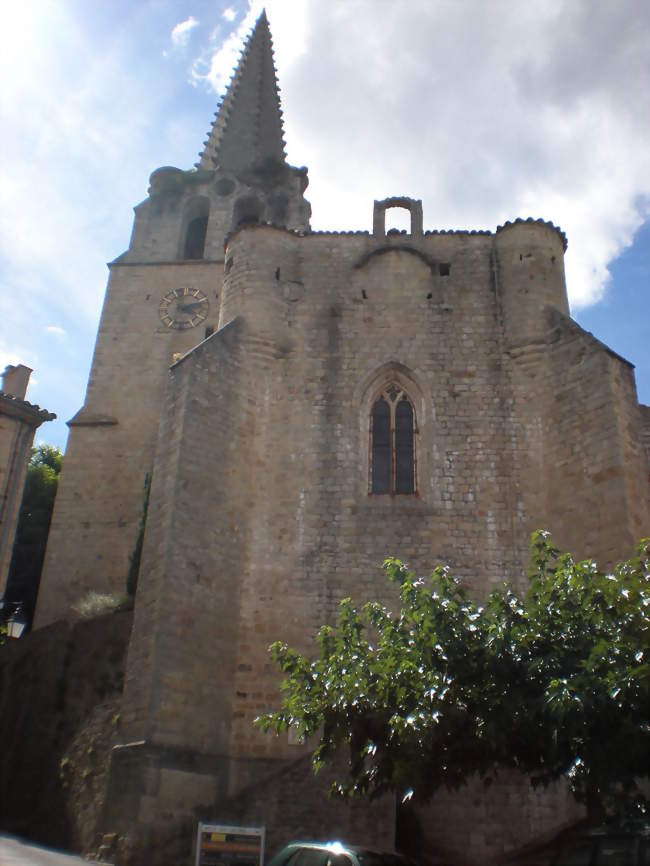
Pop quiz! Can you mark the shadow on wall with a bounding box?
[0,610,132,851]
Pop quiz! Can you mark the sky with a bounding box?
[1,0,649,451]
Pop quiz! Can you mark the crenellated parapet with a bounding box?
[222,200,570,352]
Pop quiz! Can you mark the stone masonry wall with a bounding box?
[99,219,649,864]
[216,755,395,857]
[103,222,519,853]
[505,310,649,566]
[104,749,394,866]
[37,155,310,629]
[36,260,223,627]
[109,319,251,861]
[641,404,650,474]
[610,379,650,543]
[99,221,574,856]
[0,410,34,596]
[416,771,584,865]
[220,225,562,772]
[120,317,246,754]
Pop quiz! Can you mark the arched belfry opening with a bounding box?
[384,206,412,234]
[181,197,210,260]
[373,197,423,238]
[233,194,263,230]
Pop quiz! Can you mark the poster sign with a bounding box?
[196,823,266,866]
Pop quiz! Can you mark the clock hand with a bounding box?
[177,301,205,313]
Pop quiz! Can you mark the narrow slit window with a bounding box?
[370,387,416,495]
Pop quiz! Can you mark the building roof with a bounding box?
[0,392,56,427]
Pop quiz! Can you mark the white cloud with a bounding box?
[191,7,258,91]
[3,0,649,447]
[249,0,650,311]
[222,8,237,23]
[171,16,200,49]
[182,0,650,307]
[190,1,307,94]
[0,2,201,446]
[45,325,66,337]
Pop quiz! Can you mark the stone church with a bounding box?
[32,11,649,866]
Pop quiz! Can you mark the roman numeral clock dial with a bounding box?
[159,287,209,330]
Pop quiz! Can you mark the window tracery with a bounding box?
[370,386,416,494]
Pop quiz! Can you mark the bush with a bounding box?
[73,592,130,620]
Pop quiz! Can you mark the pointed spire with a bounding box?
[198,10,287,172]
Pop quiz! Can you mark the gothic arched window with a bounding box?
[370,386,416,494]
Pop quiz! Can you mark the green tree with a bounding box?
[257,533,650,821]
[4,444,63,629]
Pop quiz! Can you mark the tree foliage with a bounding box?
[257,533,650,820]
[4,444,63,628]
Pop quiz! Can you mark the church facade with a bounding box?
[34,12,650,866]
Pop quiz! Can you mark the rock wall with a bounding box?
[0,610,131,850]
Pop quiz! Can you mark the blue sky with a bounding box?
[1,0,649,450]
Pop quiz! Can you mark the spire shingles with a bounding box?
[198,11,286,172]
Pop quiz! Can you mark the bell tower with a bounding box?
[35,11,311,627]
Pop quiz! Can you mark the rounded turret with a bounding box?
[495,219,569,344]
[220,224,303,340]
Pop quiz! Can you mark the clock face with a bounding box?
[159,287,209,330]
